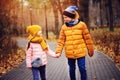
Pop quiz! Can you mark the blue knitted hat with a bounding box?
[63,6,78,18]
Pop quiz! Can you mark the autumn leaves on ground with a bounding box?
[91,28,120,68]
[0,28,120,77]
[0,37,26,77]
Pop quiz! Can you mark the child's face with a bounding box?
[63,15,74,23]
[37,30,42,36]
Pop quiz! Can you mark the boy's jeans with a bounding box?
[68,57,87,80]
[32,65,46,80]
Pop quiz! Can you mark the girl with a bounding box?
[26,25,60,80]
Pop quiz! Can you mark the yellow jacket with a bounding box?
[56,21,94,58]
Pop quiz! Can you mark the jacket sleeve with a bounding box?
[26,44,32,67]
[56,26,66,54]
[82,22,94,54]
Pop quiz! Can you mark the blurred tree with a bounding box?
[108,0,114,31]
[78,0,89,29]
[50,0,59,38]
[91,0,120,31]
[0,0,19,60]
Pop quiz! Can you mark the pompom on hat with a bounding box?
[63,6,79,19]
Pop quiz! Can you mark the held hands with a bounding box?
[45,49,48,53]
[55,53,61,58]
[45,47,61,58]
[27,67,32,69]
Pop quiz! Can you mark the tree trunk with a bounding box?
[56,0,64,24]
[108,0,114,31]
[80,0,89,30]
[50,0,59,38]
[99,0,103,27]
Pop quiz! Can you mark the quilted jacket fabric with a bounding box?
[56,21,94,59]
[26,42,56,67]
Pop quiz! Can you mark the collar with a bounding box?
[65,19,80,27]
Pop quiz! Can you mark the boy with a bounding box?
[56,6,94,80]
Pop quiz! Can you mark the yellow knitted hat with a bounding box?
[26,25,41,36]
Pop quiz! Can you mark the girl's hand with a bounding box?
[45,49,48,53]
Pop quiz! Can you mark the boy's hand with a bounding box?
[88,51,94,57]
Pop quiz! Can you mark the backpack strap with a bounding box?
[27,36,36,49]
